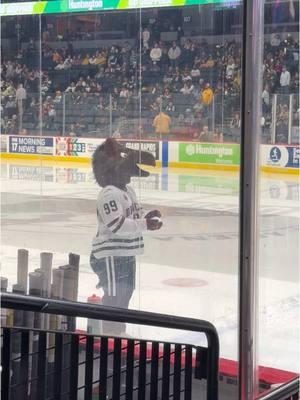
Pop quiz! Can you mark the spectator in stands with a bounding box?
[166,101,175,112]
[200,55,215,69]
[199,125,210,142]
[201,83,214,105]
[3,82,15,99]
[291,72,299,92]
[82,54,90,66]
[1,116,8,134]
[230,112,241,129]
[226,57,236,80]
[270,33,281,48]
[45,104,56,129]
[93,51,107,66]
[280,65,291,94]
[15,83,27,116]
[52,49,62,65]
[65,82,76,93]
[6,115,18,135]
[68,124,76,137]
[276,117,288,143]
[4,96,16,119]
[120,84,129,99]
[54,60,65,70]
[150,43,162,65]
[177,26,184,40]
[19,128,29,136]
[142,27,151,49]
[5,61,14,80]
[190,64,201,82]
[213,127,223,143]
[130,49,138,69]
[53,90,62,103]
[262,84,270,114]
[153,110,171,136]
[181,67,191,82]
[168,41,181,69]
[108,47,119,70]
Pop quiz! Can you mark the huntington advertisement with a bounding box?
[179,143,240,165]
[0,0,227,16]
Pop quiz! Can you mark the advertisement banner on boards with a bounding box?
[0,0,226,17]
[122,140,159,161]
[179,142,240,165]
[55,137,104,157]
[262,145,300,168]
[1,135,7,153]
[9,136,54,155]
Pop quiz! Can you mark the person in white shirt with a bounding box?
[90,138,162,335]
[168,41,181,68]
[65,82,76,93]
[119,86,129,98]
[54,61,65,70]
[262,84,270,114]
[15,83,26,101]
[15,84,27,117]
[270,33,281,47]
[150,43,162,64]
[226,57,235,80]
[280,66,291,94]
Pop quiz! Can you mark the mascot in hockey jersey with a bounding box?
[90,138,162,335]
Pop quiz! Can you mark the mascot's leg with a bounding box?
[90,254,136,335]
[101,256,136,335]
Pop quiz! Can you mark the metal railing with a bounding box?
[257,378,299,400]
[1,292,220,400]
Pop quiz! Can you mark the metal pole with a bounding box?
[62,93,66,137]
[109,94,112,137]
[271,94,277,144]
[238,0,264,399]
[212,96,215,135]
[288,94,293,145]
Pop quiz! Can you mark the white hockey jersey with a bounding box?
[92,185,147,258]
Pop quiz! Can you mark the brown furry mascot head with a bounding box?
[92,138,156,189]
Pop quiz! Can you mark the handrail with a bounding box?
[1,291,220,400]
[257,378,299,400]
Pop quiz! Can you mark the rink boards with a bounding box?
[1,135,299,174]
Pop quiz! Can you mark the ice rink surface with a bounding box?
[1,158,299,374]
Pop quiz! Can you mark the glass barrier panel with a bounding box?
[1,3,246,399]
[257,0,300,396]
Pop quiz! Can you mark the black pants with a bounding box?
[90,254,136,335]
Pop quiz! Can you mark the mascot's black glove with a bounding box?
[145,210,163,231]
[145,210,161,219]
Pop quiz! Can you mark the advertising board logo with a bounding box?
[292,147,300,165]
[56,137,70,156]
[186,144,195,156]
[9,136,53,155]
[123,141,159,160]
[269,147,281,163]
[68,0,103,10]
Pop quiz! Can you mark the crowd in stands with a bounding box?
[1,25,299,143]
